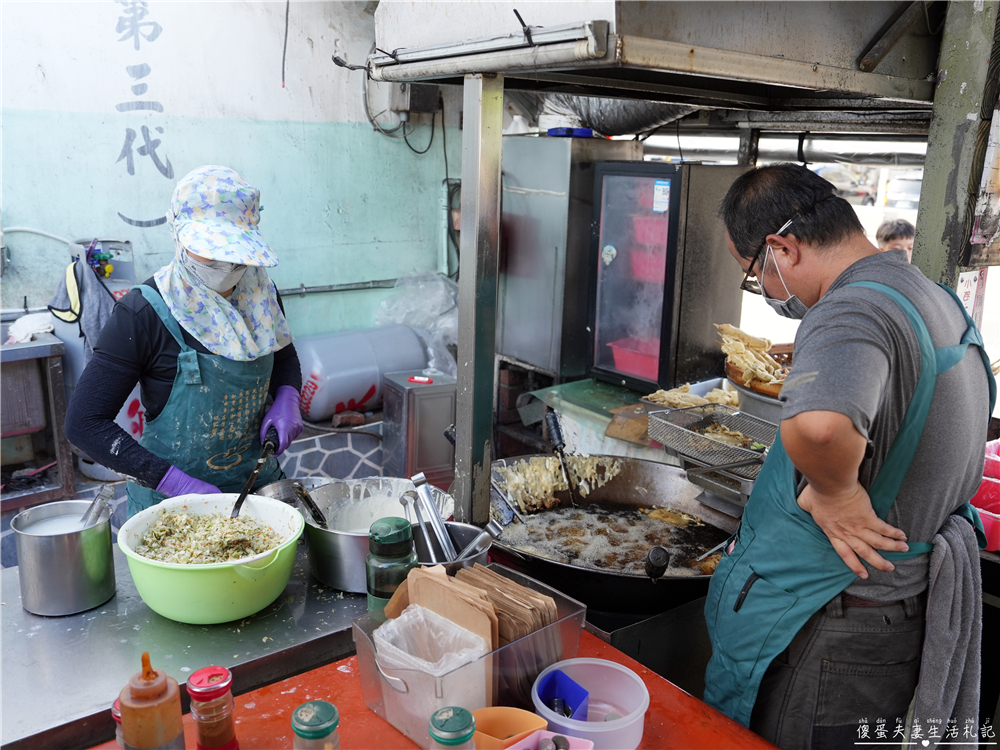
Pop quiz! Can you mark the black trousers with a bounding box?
[749,593,926,750]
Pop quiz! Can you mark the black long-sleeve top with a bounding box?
[64,278,302,489]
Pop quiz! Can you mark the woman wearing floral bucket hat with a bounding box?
[66,165,304,517]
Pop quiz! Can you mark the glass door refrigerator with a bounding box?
[587,162,748,393]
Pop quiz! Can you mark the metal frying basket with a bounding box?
[648,404,777,481]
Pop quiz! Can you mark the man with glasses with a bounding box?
[702,164,994,749]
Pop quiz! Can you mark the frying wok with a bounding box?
[489,455,737,616]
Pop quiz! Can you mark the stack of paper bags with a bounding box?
[454,564,557,645]
[458,564,561,707]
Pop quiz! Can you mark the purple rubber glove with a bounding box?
[156,465,222,497]
[260,385,303,455]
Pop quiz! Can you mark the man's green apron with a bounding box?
[126,285,283,517]
[703,281,997,726]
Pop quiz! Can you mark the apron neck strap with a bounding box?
[845,281,995,518]
[135,284,192,351]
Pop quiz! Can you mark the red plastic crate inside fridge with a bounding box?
[629,247,667,282]
[608,337,660,381]
[632,215,670,246]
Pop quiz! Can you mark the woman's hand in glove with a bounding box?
[260,385,303,455]
[156,465,221,497]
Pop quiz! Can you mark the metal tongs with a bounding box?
[79,484,115,529]
[545,411,578,507]
[231,427,280,518]
[291,481,328,528]
[408,472,458,562]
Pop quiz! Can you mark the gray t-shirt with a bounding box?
[780,249,990,600]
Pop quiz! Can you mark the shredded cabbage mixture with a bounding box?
[134,511,283,564]
[498,456,622,513]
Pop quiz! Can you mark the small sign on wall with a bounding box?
[957,267,988,328]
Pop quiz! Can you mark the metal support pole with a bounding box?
[914,0,999,283]
[453,73,504,524]
[736,129,760,167]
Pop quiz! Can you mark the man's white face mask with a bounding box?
[761,244,809,320]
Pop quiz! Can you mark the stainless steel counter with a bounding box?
[1,539,366,750]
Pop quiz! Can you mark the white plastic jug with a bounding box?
[298,324,427,421]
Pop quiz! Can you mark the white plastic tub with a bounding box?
[531,659,649,750]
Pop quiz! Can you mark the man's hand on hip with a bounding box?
[796,482,908,578]
[782,410,908,578]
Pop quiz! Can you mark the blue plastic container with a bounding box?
[535,669,589,720]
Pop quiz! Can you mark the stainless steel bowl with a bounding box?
[12,500,116,616]
[302,477,456,593]
[413,521,491,575]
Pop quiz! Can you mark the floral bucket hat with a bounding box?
[166,165,278,267]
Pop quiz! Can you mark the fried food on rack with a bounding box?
[714,323,787,386]
[645,383,739,408]
[698,422,766,451]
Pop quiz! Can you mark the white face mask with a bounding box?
[181,254,247,294]
[760,245,809,320]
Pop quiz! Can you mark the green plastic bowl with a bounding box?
[118,494,304,624]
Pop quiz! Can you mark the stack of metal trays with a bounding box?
[648,404,778,510]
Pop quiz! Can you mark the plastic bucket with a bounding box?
[531,659,649,750]
[117,494,303,624]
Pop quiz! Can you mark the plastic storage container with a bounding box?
[531,659,649,750]
[297,324,428,421]
[628,247,666,283]
[607,337,660,381]
[472,707,548,750]
[353,564,586,750]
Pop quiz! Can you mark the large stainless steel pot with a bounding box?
[489,455,737,616]
[300,477,455,593]
[12,500,116,616]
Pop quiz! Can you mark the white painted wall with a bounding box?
[1,1,461,340]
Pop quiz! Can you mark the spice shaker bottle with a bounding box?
[291,700,340,750]
[366,516,418,612]
[428,706,476,749]
[118,652,185,750]
[188,665,239,750]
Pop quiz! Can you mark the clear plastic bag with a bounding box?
[373,604,488,677]
[375,272,458,376]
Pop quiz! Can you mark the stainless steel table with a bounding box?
[1,539,366,750]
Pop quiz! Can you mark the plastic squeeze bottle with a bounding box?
[118,652,185,750]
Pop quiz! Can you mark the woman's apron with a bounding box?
[125,285,283,517]
[703,281,996,727]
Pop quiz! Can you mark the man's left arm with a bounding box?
[782,410,909,577]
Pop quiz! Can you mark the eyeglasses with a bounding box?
[739,218,795,295]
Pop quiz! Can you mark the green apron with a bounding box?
[126,285,283,517]
[703,281,996,727]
